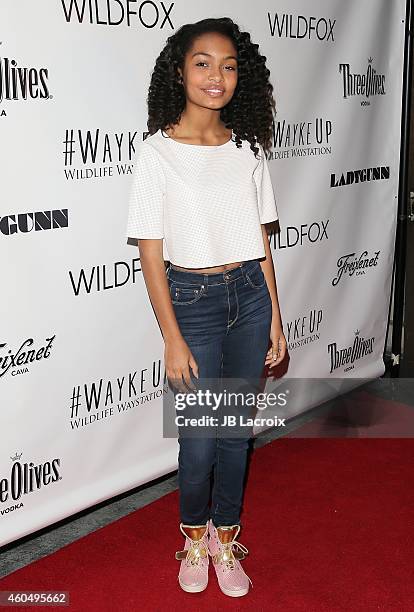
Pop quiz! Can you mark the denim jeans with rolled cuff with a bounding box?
[166,258,272,527]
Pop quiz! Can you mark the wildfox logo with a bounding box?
[69,258,141,294]
[271,220,329,250]
[268,13,335,42]
[61,0,174,29]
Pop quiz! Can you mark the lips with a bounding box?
[202,88,225,97]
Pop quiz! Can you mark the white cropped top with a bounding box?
[125,128,278,268]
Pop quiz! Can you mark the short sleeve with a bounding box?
[126,141,165,239]
[253,143,279,224]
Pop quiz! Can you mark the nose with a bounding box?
[208,67,224,82]
[208,75,224,85]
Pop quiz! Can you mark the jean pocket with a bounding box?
[246,265,266,289]
[169,281,206,305]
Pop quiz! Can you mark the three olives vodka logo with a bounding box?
[1,452,62,513]
[0,56,50,104]
[339,57,386,105]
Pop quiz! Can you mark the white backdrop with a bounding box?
[0,0,406,545]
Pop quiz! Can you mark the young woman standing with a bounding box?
[126,17,286,598]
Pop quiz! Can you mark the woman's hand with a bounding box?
[165,336,199,393]
[265,319,287,368]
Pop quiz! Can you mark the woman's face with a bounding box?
[178,32,238,111]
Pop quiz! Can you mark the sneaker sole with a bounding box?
[178,578,208,593]
[218,584,249,597]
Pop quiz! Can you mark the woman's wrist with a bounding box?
[271,311,282,329]
[163,330,184,344]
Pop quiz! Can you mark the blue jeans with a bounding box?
[166,258,272,527]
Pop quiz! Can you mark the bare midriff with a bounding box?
[170,261,244,274]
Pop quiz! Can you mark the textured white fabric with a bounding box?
[126,129,278,268]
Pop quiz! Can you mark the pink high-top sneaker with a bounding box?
[175,522,209,593]
[208,519,252,597]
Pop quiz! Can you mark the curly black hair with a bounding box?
[146,17,276,156]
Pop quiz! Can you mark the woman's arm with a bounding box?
[138,239,181,342]
[138,239,198,390]
[259,224,287,368]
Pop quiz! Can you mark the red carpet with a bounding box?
[285,389,414,438]
[1,437,414,611]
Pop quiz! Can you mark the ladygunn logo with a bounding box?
[0,210,68,235]
[0,57,50,105]
[330,166,390,188]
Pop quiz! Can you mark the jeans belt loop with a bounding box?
[240,262,246,283]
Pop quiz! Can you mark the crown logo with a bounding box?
[368,57,373,63]
[10,452,22,462]
[354,329,360,336]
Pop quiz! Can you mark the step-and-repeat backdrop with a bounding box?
[1,1,406,545]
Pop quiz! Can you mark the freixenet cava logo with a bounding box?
[0,210,68,235]
[61,0,174,28]
[328,329,375,374]
[332,251,380,286]
[0,336,56,379]
[339,57,386,103]
[0,452,62,508]
[0,57,50,104]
